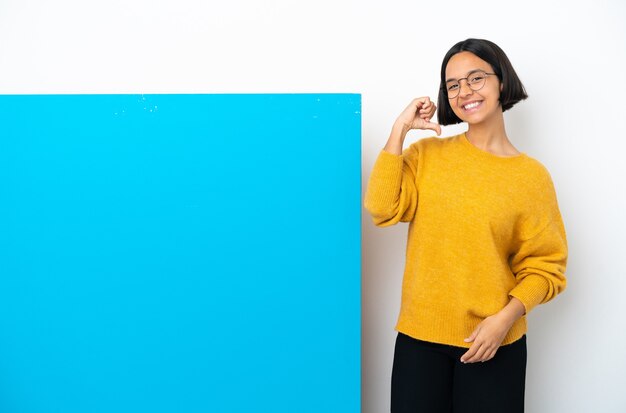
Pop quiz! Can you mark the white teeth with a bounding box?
[463,101,481,110]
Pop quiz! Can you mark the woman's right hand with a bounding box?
[394,97,441,136]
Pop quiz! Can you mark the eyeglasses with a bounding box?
[444,70,497,99]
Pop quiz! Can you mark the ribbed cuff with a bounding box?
[509,274,550,314]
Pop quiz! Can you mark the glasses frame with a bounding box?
[444,70,497,99]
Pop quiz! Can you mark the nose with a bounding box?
[459,80,473,97]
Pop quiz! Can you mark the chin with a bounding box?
[463,115,488,125]
[454,112,481,125]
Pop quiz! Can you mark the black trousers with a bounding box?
[391,332,527,413]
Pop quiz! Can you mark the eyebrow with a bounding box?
[445,69,485,82]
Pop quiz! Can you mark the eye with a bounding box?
[447,83,459,91]
[469,75,485,84]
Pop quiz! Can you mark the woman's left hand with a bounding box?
[460,313,514,363]
[460,297,526,363]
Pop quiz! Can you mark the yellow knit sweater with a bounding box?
[364,132,568,348]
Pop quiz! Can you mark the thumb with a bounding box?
[423,121,441,136]
[464,328,479,343]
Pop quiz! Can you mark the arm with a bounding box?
[462,188,568,363]
[508,171,568,312]
[508,216,568,314]
[363,124,419,227]
[363,97,440,227]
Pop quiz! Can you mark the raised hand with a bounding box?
[394,97,442,136]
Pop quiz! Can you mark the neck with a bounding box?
[466,108,509,151]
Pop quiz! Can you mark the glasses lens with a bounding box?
[468,71,486,91]
[446,81,460,98]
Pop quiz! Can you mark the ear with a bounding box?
[500,83,504,92]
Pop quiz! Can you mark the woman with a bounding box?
[364,38,568,412]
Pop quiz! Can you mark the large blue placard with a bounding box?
[0,94,361,412]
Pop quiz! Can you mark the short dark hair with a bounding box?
[437,38,528,126]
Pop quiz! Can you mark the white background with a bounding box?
[1,1,625,411]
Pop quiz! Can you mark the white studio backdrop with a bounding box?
[1,1,625,412]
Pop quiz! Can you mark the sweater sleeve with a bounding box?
[363,143,420,227]
[508,192,568,314]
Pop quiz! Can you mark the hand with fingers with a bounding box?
[460,313,515,363]
[394,97,442,136]
[460,297,525,363]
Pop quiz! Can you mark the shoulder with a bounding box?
[514,156,563,235]
[520,153,551,174]
[516,154,557,190]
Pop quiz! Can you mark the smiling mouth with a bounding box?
[462,101,482,111]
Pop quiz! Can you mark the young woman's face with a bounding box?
[445,51,503,126]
